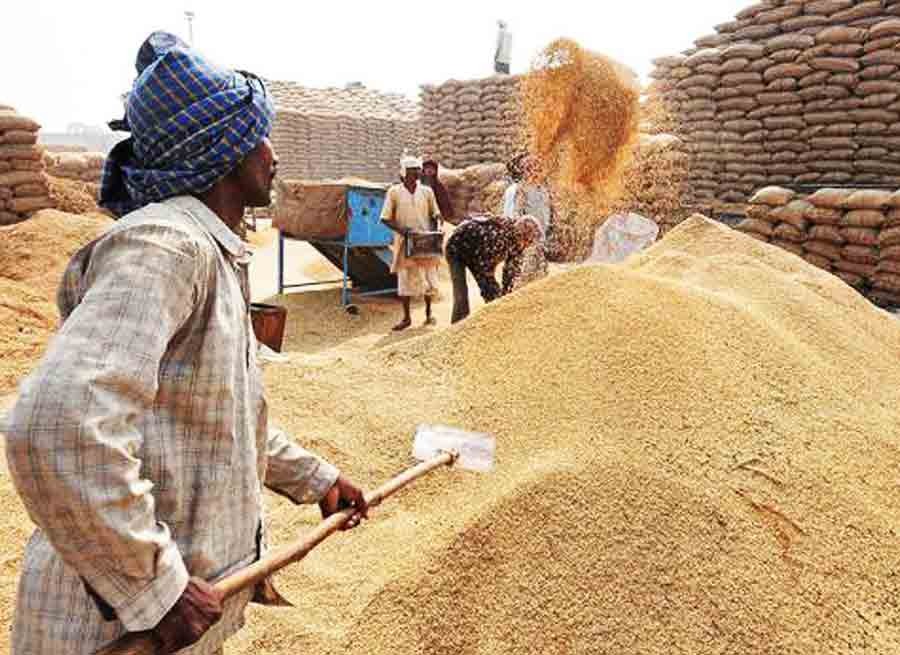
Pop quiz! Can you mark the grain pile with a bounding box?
[739,184,900,307]
[267,81,421,183]
[44,150,105,183]
[2,215,899,653]
[521,39,640,198]
[225,215,900,655]
[420,75,521,169]
[46,176,101,215]
[0,106,51,225]
[0,209,111,394]
[649,6,900,212]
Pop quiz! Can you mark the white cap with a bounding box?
[400,155,423,175]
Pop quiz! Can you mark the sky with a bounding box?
[3,1,753,132]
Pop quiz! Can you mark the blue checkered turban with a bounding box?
[100,32,275,217]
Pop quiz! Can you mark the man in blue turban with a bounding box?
[5,32,368,655]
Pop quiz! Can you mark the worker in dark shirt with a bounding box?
[445,214,544,323]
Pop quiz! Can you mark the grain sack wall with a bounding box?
[0,106,52,225]
[737,185,900,306]
[420,75,521,169]
[267,81,422,184]
[648,1,900,214]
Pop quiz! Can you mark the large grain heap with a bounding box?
[648,1,900,214]
[0,210,111,394]
[267,80,421,183]
[0,106,52,225]
[232,217,899,655]
[420,75,521,169]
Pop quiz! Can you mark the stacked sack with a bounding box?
[0,106,52,225]
[266,81,422,184]
[739,185,900,306]
[648,3,900,212]
[421,76,521,169]
[45,151,105,183]
[438,163,508,221]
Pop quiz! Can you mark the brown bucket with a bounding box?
[250,303,287,353]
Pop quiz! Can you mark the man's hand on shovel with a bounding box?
[319,474,369,530]
[153,578,224,654]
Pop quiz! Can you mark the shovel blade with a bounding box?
[413,424,495,472]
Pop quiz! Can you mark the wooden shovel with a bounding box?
[94,450,462,655]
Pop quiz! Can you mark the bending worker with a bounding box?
[381,155,443,331]
[5,32,367,655]
[445,214,544,323]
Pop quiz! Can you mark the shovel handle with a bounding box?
[94,451,457,655]
[217,450,456,598]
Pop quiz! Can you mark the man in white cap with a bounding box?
[381,155,443,331]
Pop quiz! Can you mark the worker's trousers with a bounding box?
[448,255,471,324]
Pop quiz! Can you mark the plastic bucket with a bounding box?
[250,303,287,353]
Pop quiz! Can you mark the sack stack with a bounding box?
[420,76,521,169]
[739,185,900,305]
[437,163,508,220]
[267,81,422,184]
[45,151,105,183]
[0,106,52,225]
[648,3,900,213]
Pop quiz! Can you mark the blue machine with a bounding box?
[277,185,397,313]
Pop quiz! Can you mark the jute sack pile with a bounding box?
[0,106,52,225]
[267,81,422,184]
[740,184,900,305]
[648,5,900,210]
[421,75,521,169]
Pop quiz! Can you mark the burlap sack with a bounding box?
[809,189,855,209]
[881,244,900,261]
[841,209,886,229]
[14,183,48,198]
[864,36,900,55]
[0,112,39,133]
[843,245,880,266]
[799,86,851,101]
[0,171,44,187]
[869,18,900,38]
[763,116,806,130]
[721,58,750,73]
[860,93,898,109]
[829,44,865,57]
[737,218,775,237]
[766,78,798,92]
[773,222,806,242]
[831,1,884,24]
[737,24,781,41]
[862,50,900,67]
[879,226,900,248]
[842,190,892,209]
[806,240,844,263]
[774,200,813,230]
[809,225,846,244]
[877,259,900,275]
[873,272,900,292]
[841,227,880,247]
[749,186,796,207]
[783,15,829,32]
[8,196,54,214]
[799,71,831,87]
[833,258,876,279]
[747,204,777,222]
[808,58,861,73]
[723,43,766,60]
[804,252,834,270]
